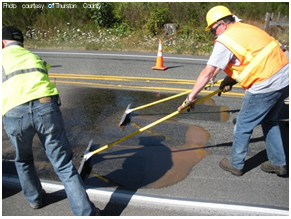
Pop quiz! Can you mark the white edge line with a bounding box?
[3,175,288,216]
[32,51,208,62]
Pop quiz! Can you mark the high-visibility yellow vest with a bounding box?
[2,44,59,116]
[216,22,289,89]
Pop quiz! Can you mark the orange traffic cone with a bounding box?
[152,40,168,70]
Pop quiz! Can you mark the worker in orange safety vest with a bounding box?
[178,5,289,176]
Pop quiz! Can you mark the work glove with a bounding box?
[178,96,196,112]
[218,76,237,96]
[205,78,215,90]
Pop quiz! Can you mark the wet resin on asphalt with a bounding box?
[2,86,230,187]
[58,87,229,189]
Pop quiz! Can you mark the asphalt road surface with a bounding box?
[2,50,289,216]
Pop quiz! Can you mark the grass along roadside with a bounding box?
[24,21,289,56]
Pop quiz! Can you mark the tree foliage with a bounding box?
[89,2,116,28]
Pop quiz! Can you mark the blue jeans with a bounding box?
[230,85,289,169]
[3,96,97,216]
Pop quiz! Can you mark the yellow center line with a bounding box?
[50,75,195,85]
[49,73,242,87]
[49,73,245,97]
[49,73,197,85]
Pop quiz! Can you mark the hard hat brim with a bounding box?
[204,13,233,31]
[205,26,212,31]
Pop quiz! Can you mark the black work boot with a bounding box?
[219,158,243,176]
[261,161,287,176]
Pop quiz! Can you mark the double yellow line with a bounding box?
[49,73,245,97]
[49,73,197,85]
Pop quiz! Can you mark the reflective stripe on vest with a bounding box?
[2,65,48,83]
[2,43,49,83]
[216,22,288,89]
[2,45,59,116]
[218,35,254,62]
[236,40,278,83]
[219,35,278,83]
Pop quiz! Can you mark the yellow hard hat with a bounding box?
[205,5,233,31]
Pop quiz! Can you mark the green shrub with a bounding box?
[3,2,288,54]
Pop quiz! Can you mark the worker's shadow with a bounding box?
[87,136,173,216]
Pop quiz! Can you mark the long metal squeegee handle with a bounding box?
[130,79,223,112]
[194,89,222,105]
[84,89,222,160]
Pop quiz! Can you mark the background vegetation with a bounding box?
[2,2,289,55]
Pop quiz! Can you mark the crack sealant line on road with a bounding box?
[3,174,288,216]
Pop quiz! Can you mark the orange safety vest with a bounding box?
[215,22,289,89]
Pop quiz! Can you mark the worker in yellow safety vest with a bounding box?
[2,26,100,215]
[178,6,289,176]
